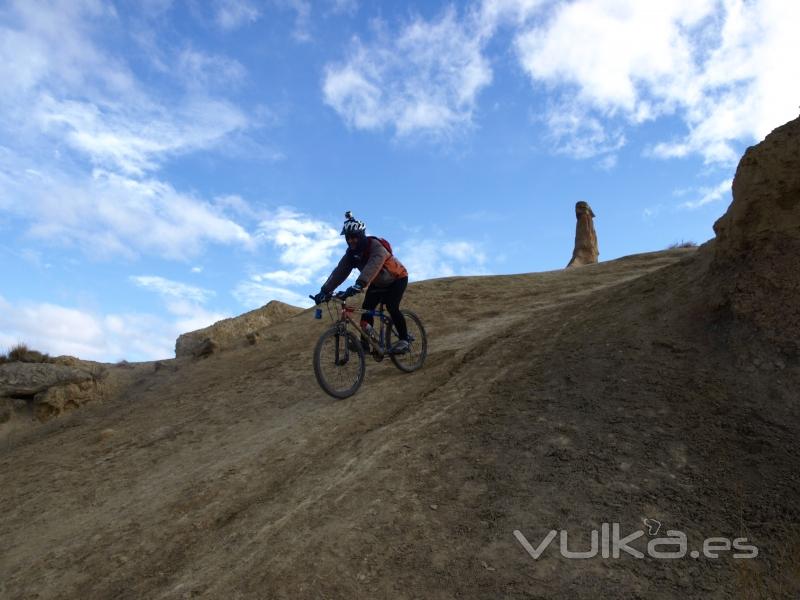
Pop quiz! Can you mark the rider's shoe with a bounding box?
[390,339,410,354]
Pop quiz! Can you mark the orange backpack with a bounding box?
[368,236,393,255]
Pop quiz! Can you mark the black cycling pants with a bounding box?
[361,277,408,340]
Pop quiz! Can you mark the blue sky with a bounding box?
[1,0,798,362]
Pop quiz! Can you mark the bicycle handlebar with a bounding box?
[309,290,357,305]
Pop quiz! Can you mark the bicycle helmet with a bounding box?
[341,211,366,237]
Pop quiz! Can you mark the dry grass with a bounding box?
[0,343,52,364]
[667,240,698,249]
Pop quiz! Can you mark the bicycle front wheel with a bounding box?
[313,325,365,399]
[388,310,427,373]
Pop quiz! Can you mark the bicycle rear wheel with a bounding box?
[387,310,427,373]
[313,325,365,398]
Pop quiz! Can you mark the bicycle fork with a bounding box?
[334,325,351,366]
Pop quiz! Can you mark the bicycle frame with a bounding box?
[324,298,392,356]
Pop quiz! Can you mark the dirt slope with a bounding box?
[3,116,800,600]
[2,246,798,600]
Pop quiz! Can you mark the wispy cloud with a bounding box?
[214,0,262,31]
[327,0,359,16]
[232,282,312,308]
[131,276,215,303]
[642,204,664,221]
[399,238,488,281]
[0,0,260,262]
[256,208,342,275]
[252,269,315,286]
[0,1,132,104]
[680,178,732,210]
[0,162,253,260]
[232,209,343,309]
[279,0,313,41]
[34,95,249,176]
[130,275,229,346]
[176,47,247,91]
[542,103,626,161]
[323,7,492,139]
[212,0,312,39]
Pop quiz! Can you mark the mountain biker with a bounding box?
[312,211,411,354]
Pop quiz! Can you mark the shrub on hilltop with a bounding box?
[0,343,52,364]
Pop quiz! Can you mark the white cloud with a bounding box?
[0,0,260,262]
[213,194,264,220]
[0,0,133,103]
[34,95,248,177]
[130,275,230,350]
[0,162,253,260]
[516,2,710,113]
[232,282,312,308]
[399,238,488,281]
[256,208,341,271]
[441,241,487,264]
[102,312,178,360]
[542,103,626,160]
[253,269,314,286]
[475,0,548,36]
[323,7,493,138]
[280,0,313,41]
[233,209,343,308]
[597,153,618,171]
[234,213,488,310]
[177,47,247,90]
[680,178,732,210]
[513,0,800,163]
[213,0,310,39]
[214,0,261,31]
[130,276,215,303]
[171,305,228,337]
[0,295,176,362]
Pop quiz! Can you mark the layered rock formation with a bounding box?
[566,200,599,268]
[705,115,800,358]
[0,360,108,422]
[175,300,303,358]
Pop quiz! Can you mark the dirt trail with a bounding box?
[2,247,798,599]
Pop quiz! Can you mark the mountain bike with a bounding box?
[309,291,427,399]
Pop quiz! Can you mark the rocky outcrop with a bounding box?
[0,361,109,422]
[706,115,800,357]
[566,201,599,268]
[175,300,303,358]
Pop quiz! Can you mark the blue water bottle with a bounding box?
[314,308,322,319]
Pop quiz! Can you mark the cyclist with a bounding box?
[312,211,411,354]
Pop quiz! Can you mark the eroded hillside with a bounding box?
[2,246,798,599]
[2,116,799,599]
